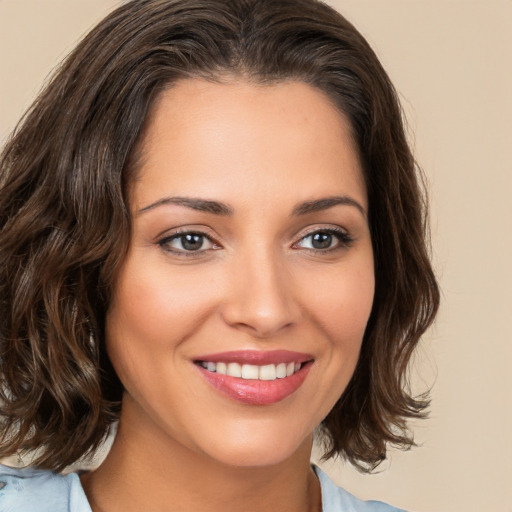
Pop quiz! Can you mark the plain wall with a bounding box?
[1,2,511,511]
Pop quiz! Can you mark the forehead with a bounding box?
[131,78,366,212]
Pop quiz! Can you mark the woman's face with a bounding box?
[106,79,374,467]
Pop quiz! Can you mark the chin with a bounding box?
[195,425,313,469]
[206,447,299,469]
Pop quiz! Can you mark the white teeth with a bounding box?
[216,362,227,375]
[199,361,306,380]
[241,364,259,380]
[227,362,242,378]
[276,363,287,379]
[259,364,277,381]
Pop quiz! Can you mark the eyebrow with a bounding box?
[292,196,367,217]
[137,194,366,217]
[138,196,233,216]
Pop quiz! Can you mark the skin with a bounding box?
[81,79,375,512]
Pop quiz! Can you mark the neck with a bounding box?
[81,397,322,512]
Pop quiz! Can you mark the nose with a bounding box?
[220,246,301,338]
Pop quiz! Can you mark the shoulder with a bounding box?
[314,466,408,512]
[0,463,91,512]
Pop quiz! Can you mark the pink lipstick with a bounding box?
[193,350,313,405]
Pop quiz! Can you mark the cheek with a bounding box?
[306,258,375,347]
[290,257,375,429]
[106,258,217,351]
[104,254,229,401]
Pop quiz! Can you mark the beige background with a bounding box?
[1,1,511,511]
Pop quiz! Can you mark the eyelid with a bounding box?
[292,225,354,251]
[156,227,221,256]
[155,224,354,257]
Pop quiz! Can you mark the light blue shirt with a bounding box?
[0,463,406,511]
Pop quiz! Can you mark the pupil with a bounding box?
[312,232,332,249]
[182,234,203,251]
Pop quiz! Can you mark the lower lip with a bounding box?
[196,362,312,405]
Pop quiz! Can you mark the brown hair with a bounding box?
[0,0,439,472]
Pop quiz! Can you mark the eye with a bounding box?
[295,229,353,252]
[158,232,217,254]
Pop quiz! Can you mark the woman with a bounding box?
[0,0,439,511]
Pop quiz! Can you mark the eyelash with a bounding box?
[157,229,218,257]
[157,227,354,257]
[293,227,354,253]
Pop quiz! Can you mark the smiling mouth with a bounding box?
[193,350,314,405]
[196,361,304,380]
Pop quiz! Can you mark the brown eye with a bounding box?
[296,229,353,251]
[180,234,205,251]
[159,232,215,253]
[311,232,333,249]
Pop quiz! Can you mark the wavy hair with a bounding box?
[0,0,439,472]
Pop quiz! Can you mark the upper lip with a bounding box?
[193,349,313,366]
